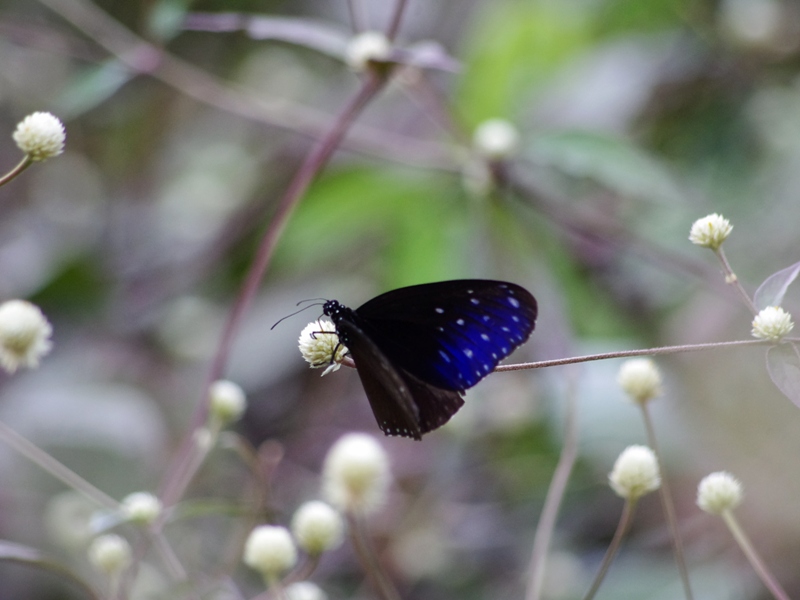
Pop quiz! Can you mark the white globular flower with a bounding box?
[751,306,794,342]
[299,320,348,375]
[87,534,132,575]
[473,118,521,160]
[697,471,743,515]
[688,213,733,250]
[121,492,162,524]
[346,31,392,70]
[291,501,345,556]
[0,299,53,373]
[285,581,328,600]
[609,445,661,501]
[12,112,66,161]
[244,525,297,578]
[208,379,247,425]
[322,433,390,514]
[617,358,663,404]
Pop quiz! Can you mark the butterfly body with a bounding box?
[322,280,537,439]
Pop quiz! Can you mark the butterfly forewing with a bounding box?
[354,280,537,390]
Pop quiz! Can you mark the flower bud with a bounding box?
[13,112,66,161]
[298,320,348,375]
[751,306,794,342]
[473,118,520,159]
[244,525,297,578]
[0,300,53,373]
[121,492,162,524]
[609,445,661,500]
[617,358,662,404]
[291,501,344,555]
[697,471,742,515]
[346,31,391,70]
[322,433,390,514]
[209,379,247,425]
[87,534,132,575]
[688,213,733,250]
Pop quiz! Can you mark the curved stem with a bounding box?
[0,419,117,509]
[158,71,387,510]
[583,499,637,600]
[0,156,32,188]
[640,405,694,600]
[495,339,766,372]
[386,0,409,41]
[525,373,580,600]
[721,510,790,600]
[347,512,402,600]
[715,247,758,315]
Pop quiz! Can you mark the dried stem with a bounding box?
[640,404,694,600]
[346,512,402,600]
[0,156,32,188]
[524,373,580,600]
[714,247,758,315]
[582,499,637,600]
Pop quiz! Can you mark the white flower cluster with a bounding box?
[697,471,742,515]
[13,112,65,161]
[88,534,132,575]
[322,433,390,514]
[0,299,53,373]
[121,492,162,524]
[688,213,733,250]
[617,358,662,404]
[609,445,661,500]
[751,306,794,342]
[298,320,348,375]
[473,118,521,160]
[346,31,392,70]
[208,379,247,425]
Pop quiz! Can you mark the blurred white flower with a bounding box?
[346,31,391,70]
[13,112,65,161]
[751,306,794,342]
[617,358,663,404]
[322,433,390,514]
[0,299,53,373]
[244,525,297,578]
[298,320,348,375]
[609,445,661,500]
[121,492,162,524]
[473,118,521,159]
[291,501,344,556]
[87,534,132,575]
[688,213,732,250]
[286,581,328,600]
[209,379,247,425]
[697,471,743,515]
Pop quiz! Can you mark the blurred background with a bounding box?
[1,0,800,598]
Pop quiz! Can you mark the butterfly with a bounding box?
[322,279,537,439]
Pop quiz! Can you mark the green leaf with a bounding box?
[766,343,800,408]
[528,130,682,203]
[754,260,800,310]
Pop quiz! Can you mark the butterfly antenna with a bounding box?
[271,301,327,330]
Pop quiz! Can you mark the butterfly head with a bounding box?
[322,300,343,322]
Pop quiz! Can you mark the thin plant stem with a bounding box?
[347,0,369,32]
[495,339,766,372]
[148,530,187,581]
[346,512,402,600]
[386,0,409,41]
[721,510,791,600]
[640,404,694,600]
[0,419,117,509]
[158,71,388,510]
[715,247,758,315]
[582,499,638,600]
[0,156,32,187]
[525,373,580,600]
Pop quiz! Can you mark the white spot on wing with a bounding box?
[464,349,473,358]
[508,297,520,308]
[435,307,444,314]
[470,298,479,305]
[481,333,490,341]
[457,318,465,325]
[439,350,451,363]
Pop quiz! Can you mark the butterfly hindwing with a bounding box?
[338,320,465,439]
[354,280,537,391]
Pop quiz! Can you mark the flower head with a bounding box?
[697,471,742,515]
[473,118,521,159]
[13,112,66,161]
[689,213,733,250]
[299,320,348,375]
[121,492,162,524]
[286,581,328,600]
[751,306,794,342]
[617,358,663,404]
[87,534,132,575]
[291,501,344,556]
[208,379,247,425]
[0,300,53,373]
[609,445,661,500]
[346,31,392,70]
[322,433,390,514]
[243,525,297,579]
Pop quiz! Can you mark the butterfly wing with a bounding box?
[338,319,464,439]
[354,280,537,391]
